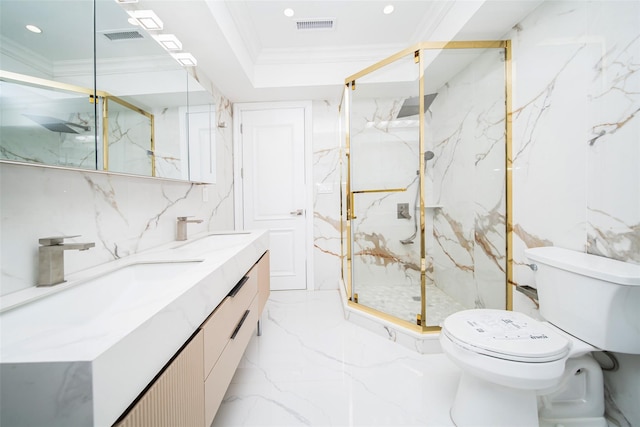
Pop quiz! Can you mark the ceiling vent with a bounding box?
[295,19,335,31]
[103,30,144,41]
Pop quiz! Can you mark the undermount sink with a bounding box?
[172,232,252,254]
[0,260,203,347]
[0,229,268,427]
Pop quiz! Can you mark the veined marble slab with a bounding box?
[0,230,268,427]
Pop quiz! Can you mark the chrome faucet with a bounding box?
[176,216,203,241]
[37,236,95,286]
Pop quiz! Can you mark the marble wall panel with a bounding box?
[311,100,343,290]
[585,2,640,264]
[509,2,640,426]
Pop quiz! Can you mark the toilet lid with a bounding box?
[442,309,570,362]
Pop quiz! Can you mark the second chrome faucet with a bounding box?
[176,216,203,241]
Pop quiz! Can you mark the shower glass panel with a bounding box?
[349,52,422,325]
[343,41,511,332]
[104,97,154,176]
[422,46,508,327]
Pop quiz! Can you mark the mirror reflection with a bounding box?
[0,76,97,169]
[0,0,216,182]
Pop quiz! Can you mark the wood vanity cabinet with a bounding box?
[114,251,270,427]
[113,331,205,427]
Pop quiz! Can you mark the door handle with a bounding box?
[290,209,304,216]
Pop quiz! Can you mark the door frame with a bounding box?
[233,101,314,291]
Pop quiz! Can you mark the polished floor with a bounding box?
[211,290,460,427]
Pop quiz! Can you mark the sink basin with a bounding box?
[172,232,252,254]
[0,260,203,350]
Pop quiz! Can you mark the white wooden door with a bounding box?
[238,106,308,290]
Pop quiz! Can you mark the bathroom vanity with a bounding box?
[0,230,269,427]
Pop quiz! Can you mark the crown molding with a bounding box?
[256,43,406,66]
[410,1,456,43]
[224,0,262,62]
[0,35,55,78]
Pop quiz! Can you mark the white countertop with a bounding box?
[0,230,269,427]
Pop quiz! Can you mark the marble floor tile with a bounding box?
[212,290,460,427]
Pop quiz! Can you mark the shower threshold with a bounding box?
[338,281,464,354]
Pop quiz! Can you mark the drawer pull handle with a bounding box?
[230,310,250,340]
[229,276,249,297]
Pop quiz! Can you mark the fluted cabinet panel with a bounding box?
[114,331,204,427]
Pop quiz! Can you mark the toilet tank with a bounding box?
[525,247,640,354]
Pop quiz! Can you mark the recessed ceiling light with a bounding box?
[383,4,395,15]
[284,8,294,17]
[172,52,197,67]
[127,10,163,31]
[155,34,182,51]
[26,24,42,34]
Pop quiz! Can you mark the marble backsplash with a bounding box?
[0,89,235,296]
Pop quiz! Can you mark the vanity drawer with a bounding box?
[204,295,259,425]
[202,270,257,377]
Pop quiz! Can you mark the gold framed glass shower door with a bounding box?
[342,41,513,333]
[346,51,424,328]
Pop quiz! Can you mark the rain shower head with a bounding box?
[396,93,438,118]
[24,114,91,134]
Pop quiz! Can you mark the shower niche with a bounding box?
[340,41,512,332]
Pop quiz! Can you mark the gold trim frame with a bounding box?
[342,41,513,333]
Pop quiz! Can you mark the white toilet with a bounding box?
[439,246,640,427]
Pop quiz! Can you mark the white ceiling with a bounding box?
[1,0,543,103]
[138,0,542,103]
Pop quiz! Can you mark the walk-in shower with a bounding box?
[340,41,513,333]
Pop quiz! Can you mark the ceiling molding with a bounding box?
[204,0,257,86]
[410,1,456,43]
[0,35,54,79]
[224,0,263,62]
[53,55,179,79]
[256,43,406,65]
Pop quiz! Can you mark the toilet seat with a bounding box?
[442,309,570,363]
